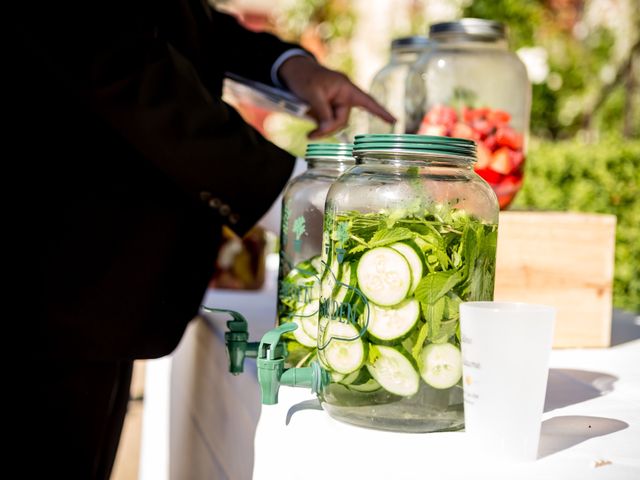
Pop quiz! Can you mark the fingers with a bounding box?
[304,83,333,122]
[301,68,396,139]
[349,87,396,124]
[308,104,349,139]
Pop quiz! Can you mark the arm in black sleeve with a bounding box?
[207,7,313,86]
[89,37,295,235]
[20,0,296,236]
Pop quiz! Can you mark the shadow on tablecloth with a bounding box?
[544,369,617,412]
[538,415,628,459]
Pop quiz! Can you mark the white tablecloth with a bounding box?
[254,338,640,480]
[139,264,640,480]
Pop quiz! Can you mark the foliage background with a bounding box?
[221,0,639,311]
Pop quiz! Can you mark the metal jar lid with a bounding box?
[391,36,433,50]
[429,18,506,41]
[353,134,476,159]
[305,143,354,162]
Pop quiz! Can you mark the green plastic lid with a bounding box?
[353,134,476,158]
[305,143,354,161]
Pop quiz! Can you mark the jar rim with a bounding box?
[353,134,476,159]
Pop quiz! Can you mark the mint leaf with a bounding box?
[334,221,351,245]
[462,224,478,279]
[412,321,429,364]
[367,227,415,248]
[368,343,381,365]
[431,318,458,344]
[444,293,462,321]
[421,296,446,342]
[348,244,368,254]
[414,270,463,304]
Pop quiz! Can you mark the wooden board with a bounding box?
[494,211,616,348]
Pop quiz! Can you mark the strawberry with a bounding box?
[418,124,447,136]
[483,134,497,151]
[471,119,493,138]
[475,143,492,169]
[474,107,490,119]
[490,147,513,175]
[495,127,523,150]
[452,122,474,139]
[509,150,525,169]
[423,105,457,128]
[474,167,503,184]
[487,109,511,126]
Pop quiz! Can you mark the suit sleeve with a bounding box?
[22,0,296,236]
[207,8,312,86]
[89,37,295,235]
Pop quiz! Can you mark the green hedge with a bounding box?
[511,136,640,312]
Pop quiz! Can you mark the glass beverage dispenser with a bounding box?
[406,19,531,209]
[368,36,433,134]
[223,134,499,432]
[276,143,354,368]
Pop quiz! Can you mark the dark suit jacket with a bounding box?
[9,0,297,360]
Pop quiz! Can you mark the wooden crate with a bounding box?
[494,211,617,348]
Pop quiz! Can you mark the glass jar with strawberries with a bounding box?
[406,19,531,209]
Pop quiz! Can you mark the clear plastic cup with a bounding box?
[460,301,556,462]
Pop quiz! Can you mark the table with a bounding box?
[139,263,640,480]
[254,333,640,480]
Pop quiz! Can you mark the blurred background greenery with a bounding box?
[217,0,639,312]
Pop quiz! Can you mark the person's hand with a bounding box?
[278,55,395,139]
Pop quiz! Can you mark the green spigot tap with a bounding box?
[202,306,286,375]
[257,323,329,405]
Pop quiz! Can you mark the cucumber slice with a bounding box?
[291,318,316,348]
[292,281,319,307]
[284,266,320,304]
[339,369,362,385]
[310,255,324,275]
[347,378,382,393]
[419,343,462,389]
[390,241,425,294]
[356,247,412,306]
[345,369,382,392]
[289,259,317,279]
[367,299,420,344]
[366,345,420,397]
[334,262,358,303]
[295,303,319,340]
[321,258,340,299]
[321,321,366,374]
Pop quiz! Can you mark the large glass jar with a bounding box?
[406,19,531,209]
[277,143,354,368]
[368,36,433,134]
[317,134,498,432]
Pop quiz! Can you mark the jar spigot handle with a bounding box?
[202,307,285,375]
[257,324,329,405]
